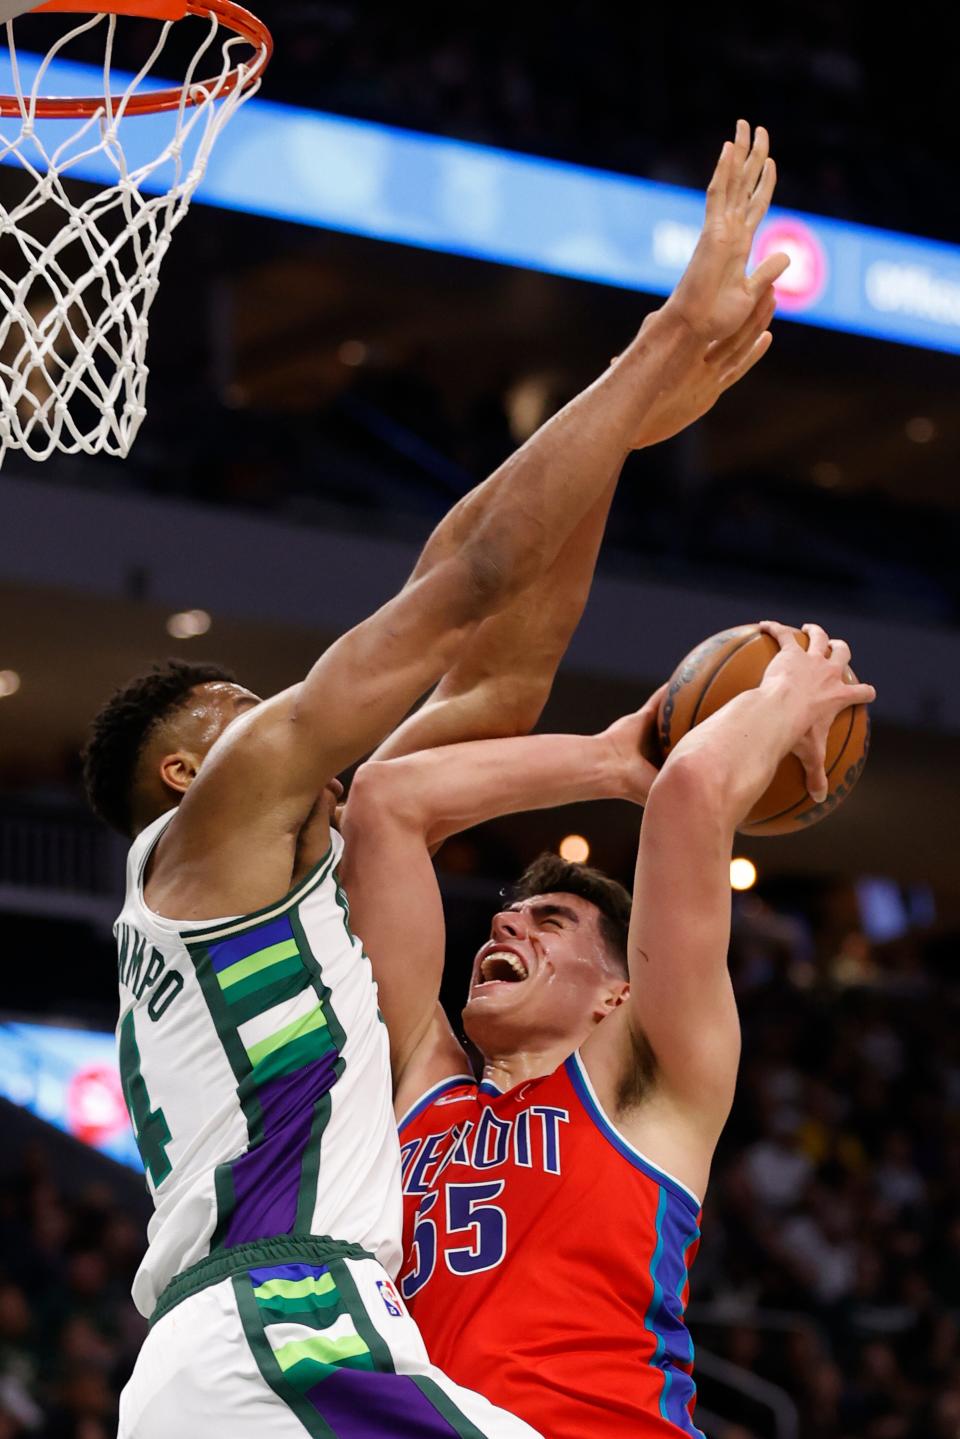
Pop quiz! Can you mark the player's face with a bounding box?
[153,682,260,802]
[462,892,626,1054]
[190,682,262,749]
[170,686,342,816]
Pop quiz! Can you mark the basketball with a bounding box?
[657,624,870,836]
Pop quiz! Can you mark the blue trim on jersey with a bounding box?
[643,1191,705,1439]
[658,1205,703,1433]
[565,1053,701,1218]
[478,1079,502,1098]
[679,1224,701,1374]
[397,1076,475,1134]
[566,1051,704,1433]
[662,1368,675,1420]
[645,1189,669,1403]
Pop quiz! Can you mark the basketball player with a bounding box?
[339,622,876,1438]
[82,122,786,1437]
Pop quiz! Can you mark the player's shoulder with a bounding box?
[397,1073,478,1134]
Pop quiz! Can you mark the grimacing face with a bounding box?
[462,891,628,1055]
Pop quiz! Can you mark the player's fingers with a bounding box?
[748,248,790,296]
[848,681,877,706]
[746,156,778,229]
[738,125,769,210]
[715,290,777,370]
[728,118,751,206]
[829,638,852,670]
[754,284,779,326]
[711,287,776,365]
[642,681,670,716]
[719,331,772,393]
[804,752,829,806]
[718,311,776,376]
[640,685,669,766]
[759,619,799,650]
[794,729,830,804]
[705,139,733,216]
[803,623,831,656]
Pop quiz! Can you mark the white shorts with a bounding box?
[119,1244,540,1439]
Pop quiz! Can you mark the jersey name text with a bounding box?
[401,1103,570,1195]
[116,922,184,1022]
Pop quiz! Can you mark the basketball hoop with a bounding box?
[0,0,272,464]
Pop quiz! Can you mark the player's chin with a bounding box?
[460,995,529,1053]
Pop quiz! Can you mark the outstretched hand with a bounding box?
[630,285,777,449]
[760,621,877,803]
[666,120,789,344]
[601,684,668,806]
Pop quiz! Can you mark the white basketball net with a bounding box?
[0,9,266,464]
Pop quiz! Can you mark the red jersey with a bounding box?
[399,1052,705,1439]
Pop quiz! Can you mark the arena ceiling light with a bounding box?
[905,417,937,444]
[730,858,758,892]
[559,834,590,864]
[166,609,211,639]
[0,669,21,696]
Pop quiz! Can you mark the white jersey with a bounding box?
[114,811,401,1318]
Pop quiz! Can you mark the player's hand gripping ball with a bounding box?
[657,623,870,835]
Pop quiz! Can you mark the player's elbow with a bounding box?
[344,759,425,836]
[648,751,731,837]
[497,679,549,737]
[470,674,552,740]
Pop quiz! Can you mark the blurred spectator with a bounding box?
[743,1113,813,1210]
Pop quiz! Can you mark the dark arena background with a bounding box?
[1,5,959,1438]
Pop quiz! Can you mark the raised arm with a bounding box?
[340,693,662,1103]
[582,624,876,1197]
[175,307,687,819]
[161,121,787,915]
[208,120,786,804]
[158,304,695,901]
[372,123,783,764]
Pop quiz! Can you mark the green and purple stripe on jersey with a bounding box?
[234,1259,487,1439]
[187,863,348,1251]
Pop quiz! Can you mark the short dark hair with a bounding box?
[82,660,236,837]
[508,852,632,977]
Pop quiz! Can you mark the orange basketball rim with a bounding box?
[0,0,273,118]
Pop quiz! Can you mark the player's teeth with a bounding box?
[480,952,529,981]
